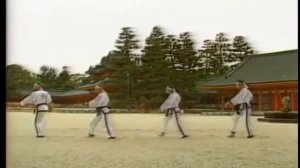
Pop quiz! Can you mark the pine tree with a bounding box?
[176,32,198,71]
[37,65,58,89]
[231,36,255,67]
[198,39,217,76]
[214,32,232,75]
[142,26,168,69]
[113,27,140,66]
[135,26,171,108]
[6,64,36,100]
[56,66,75,89]
[164,34,179,69]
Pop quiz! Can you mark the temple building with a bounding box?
[19,89,96,104]
[17,49,298,110]
[77,64,125,92]
[17,62,128,105]
[75,62,129,107]
[198,49,298,111]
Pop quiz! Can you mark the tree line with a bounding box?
[6,64,89,100]
[91,26,256,109]
[7,26,256,109]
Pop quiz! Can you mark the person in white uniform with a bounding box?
[88,85,116,139]
[20,83,52,138]
[159,86,189,138]
[225,80,254,138]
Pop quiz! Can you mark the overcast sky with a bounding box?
[6,0,298,74]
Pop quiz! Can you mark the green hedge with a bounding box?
[264,112,298,119]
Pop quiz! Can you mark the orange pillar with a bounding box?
[221,94,224,112]
[295,90,298,111]
[274,90,278,111]
[291,89,298,111]
[258,91,262,111]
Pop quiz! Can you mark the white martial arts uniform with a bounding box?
[20,90,52,136]
[160,92,188,137]
[88,91,115,138]
[229,87,254,136]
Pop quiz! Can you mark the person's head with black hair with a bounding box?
[166,85,177,94]
[33,82,43,91]
[234,80,248,89]
[94,85,104,93]
[237,80,244,84]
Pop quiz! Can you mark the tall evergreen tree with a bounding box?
[56,66,75,89]
[115,27,139,55]
[214,32,232,75]
[198,39,217,76]
[98,27,141,108]
[103,27,141,90]
[164,34,179,69]
[176,32,198,71]
[231,36,255,67]
[6,64,36,100]
[37,65,58,89]
[113,27,140,69]
[199,33,232,76]
[142,26,168,69]
[134,26,171,108]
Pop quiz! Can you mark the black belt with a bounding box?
[34,103,49,113]
[235,103,251,115]
[96,106,110,116]
[165,107,180,117]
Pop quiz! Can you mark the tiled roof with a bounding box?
[199,49,298,86]
[77,78,123,89]
[20,89,91,97]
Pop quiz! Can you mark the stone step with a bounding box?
[257,117,298,123]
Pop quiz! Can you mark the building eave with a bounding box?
[198,80,298,91]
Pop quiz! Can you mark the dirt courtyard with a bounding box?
[7,112,298,168]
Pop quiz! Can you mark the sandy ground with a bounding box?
[7,112,298,168]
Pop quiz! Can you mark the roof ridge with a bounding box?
[224,49,298,79]
[253,49,297,56]
[46,89,83,92]
[199,49,298,86]
[224,54,252,78]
